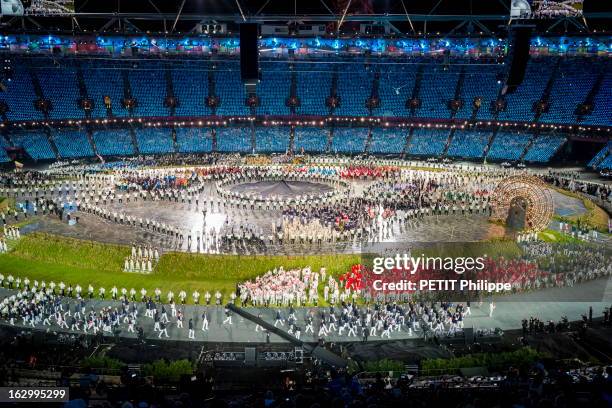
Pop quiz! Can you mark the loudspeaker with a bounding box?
[240,23,259,84]
[505,26,532,94]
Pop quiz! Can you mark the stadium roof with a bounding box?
[0,0,609,36]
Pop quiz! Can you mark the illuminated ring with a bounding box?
[490,175,553,232]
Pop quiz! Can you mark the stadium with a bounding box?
[0,0,611,406]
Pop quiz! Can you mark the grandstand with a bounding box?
[255,127,291,153]
[216,127,252,153]
[486,131,532,161]
[52,129,94,158]
[0,3,611,407]
[407,128,449,156]
[135,128,174,154]
[92,129,135,156]
[331,127,369,154]
[176,127,213,154]
[369,128,407,155]
[0,55,607,167]
[10,131,56,160]
[447,130,491,159]
[523,134,566,162]
[293,127,328,153]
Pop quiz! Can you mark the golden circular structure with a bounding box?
[490,175,554,232]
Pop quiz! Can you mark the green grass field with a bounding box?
[0,232,521,303]
[0,233,360,301]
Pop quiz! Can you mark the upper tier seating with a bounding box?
[82,65,129,118]
[171,70,211,117]
[129,68,169,117]
[334,64,371,117]
[582,63,611,126]
[295,64,331,116]
[257,63,291,116]
[497,59,553,122]
[0,68,44,122]
[414,66,458,120]
[214,62,249,117]
[36,68,83,120]
[0,57,608,126]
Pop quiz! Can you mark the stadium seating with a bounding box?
[454,65,504,120]
[257,63,291,116]
[92,129,135,156]
[0,56,609,129]
[214,62,249,116]
[498,59,554,122]
[415,65,457,119]
[176,127,213,153]
[582,63,611,126]
[486,131,531,161]
[334,64,371,117]
[135,128,174,154]
[129,68,169,117]
[293,127,328,153]
[376,64,417,117]
[295,64,331,116]
[82,65,129,118]
[53,129,94,158]
[588,142,612,168]
[36,68,83,120]
[0,67,44,122]
[368,128,407,154]
[172,69,211,117]
[598,154,612,170]
[10,131,56,160]
[331,127,368,154]
[406,128,449,156]
[216,127,252,153]
[540,58,597,124]
[255,127,290,153]
[0,137,10,163]
[522,134,566,162]
[447,130,491,158]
